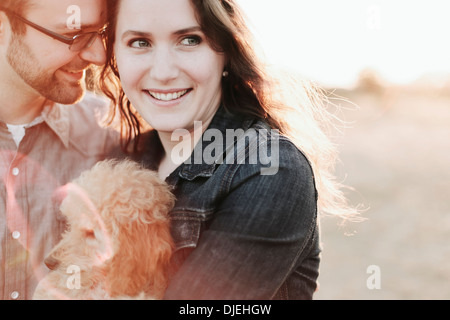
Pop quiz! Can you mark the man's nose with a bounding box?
[78,35,106,66]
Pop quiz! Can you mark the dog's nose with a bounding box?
[44,255,60,270]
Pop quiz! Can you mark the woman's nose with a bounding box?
[149,47,179,84]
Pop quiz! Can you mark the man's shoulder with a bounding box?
[68,91,110,125]
[63,91,120,156]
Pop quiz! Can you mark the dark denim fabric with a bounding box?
[130,107,321,300]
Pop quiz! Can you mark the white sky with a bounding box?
[238,0,450,87]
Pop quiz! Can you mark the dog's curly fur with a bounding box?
[33,160,175,300]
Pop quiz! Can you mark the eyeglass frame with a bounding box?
[0,6,107,52]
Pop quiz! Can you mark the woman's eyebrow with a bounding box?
[121,30,152,40]
[173,26,202,35]
[121,27,202,40]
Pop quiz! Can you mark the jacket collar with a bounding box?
[178,106,256,181]
[140,106,260,184]
[40,101,70,149]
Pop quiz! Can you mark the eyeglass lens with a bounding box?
[69,33,100,52]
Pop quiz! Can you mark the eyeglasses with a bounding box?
[0,6,107,52]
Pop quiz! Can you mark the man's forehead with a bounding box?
[27,0,106,28]
[28,0,106,12]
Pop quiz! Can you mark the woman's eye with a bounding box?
[129,39,150,48]
[180,36,202,46]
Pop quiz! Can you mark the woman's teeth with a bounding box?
[149,90,188,101]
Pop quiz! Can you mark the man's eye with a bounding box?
[129,39,150,48]
[180,36,202,46]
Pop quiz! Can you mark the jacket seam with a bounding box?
[269,208,318,299]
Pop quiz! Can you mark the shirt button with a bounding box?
[10,291,20,300]
[12,231,21,240]
[12,167,20,176]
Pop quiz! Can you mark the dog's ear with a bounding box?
[104,213,173,298]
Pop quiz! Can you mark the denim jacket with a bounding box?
[130,106,321,300]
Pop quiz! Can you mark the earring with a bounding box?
[222,71,229,77]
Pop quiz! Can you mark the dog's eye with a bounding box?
[84,230,95,239]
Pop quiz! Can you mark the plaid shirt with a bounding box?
[0,92,119,300]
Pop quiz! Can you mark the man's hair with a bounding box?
[0,0,32,34]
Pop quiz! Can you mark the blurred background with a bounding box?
[239,0,450,299]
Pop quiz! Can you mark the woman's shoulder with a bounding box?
[232,117,315,179]
[223,119,318,219]
[219,120,317,208]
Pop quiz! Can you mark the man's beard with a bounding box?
[6,35,87,105]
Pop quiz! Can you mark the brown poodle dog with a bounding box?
[33,160,175,300]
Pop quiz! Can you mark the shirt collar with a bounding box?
[0,100,70,148]
[39,101,70,149]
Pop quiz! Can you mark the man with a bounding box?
[0,0,118,299]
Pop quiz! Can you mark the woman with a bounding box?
[101,0,356,299]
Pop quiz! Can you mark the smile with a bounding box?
[147,89,190,102]
[59,69,85,81]
[65,70,84,74]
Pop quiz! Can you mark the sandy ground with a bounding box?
[314,85,450,300]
